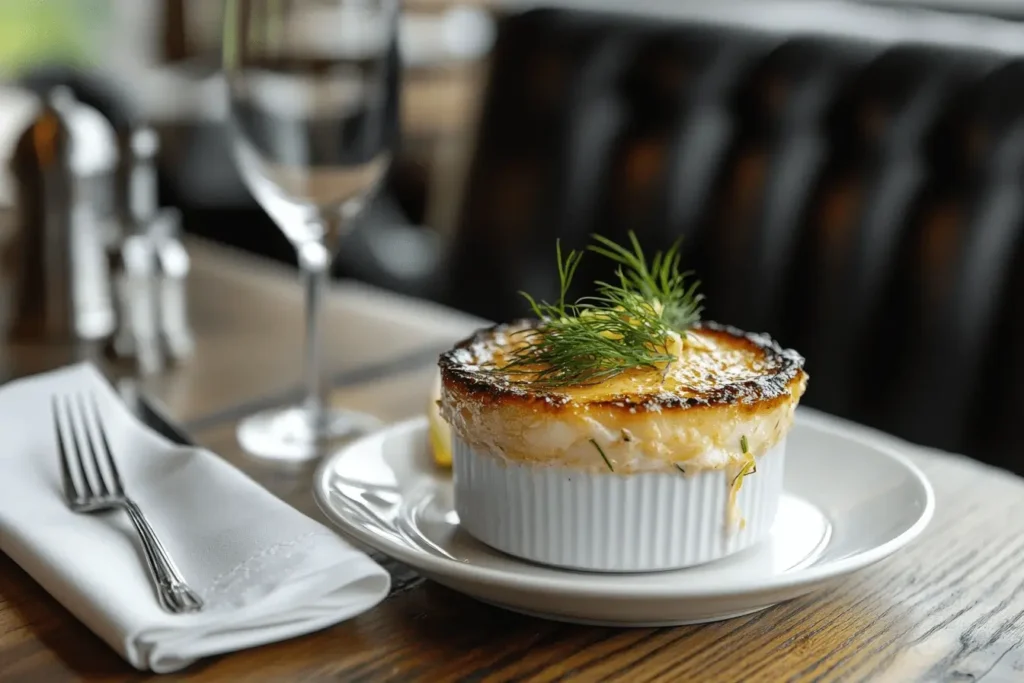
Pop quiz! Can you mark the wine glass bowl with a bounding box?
[224,0,400,461]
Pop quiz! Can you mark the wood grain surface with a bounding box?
[2,244,1024,682]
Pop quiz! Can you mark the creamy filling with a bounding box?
[441,391,800,475]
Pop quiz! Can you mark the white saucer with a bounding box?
[313,412,934,626]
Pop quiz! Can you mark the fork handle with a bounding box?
[122,500,204,613]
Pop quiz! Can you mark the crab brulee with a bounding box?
[439,234,807,572]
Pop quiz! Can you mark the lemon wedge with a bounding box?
[427,371,452,467]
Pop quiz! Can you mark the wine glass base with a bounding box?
[236,405,381,462]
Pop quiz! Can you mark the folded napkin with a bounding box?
[0,364,390,673]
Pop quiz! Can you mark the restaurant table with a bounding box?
[2,239,1024,682]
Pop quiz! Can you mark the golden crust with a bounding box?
[439,320,807,415]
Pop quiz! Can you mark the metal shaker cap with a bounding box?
[12,87,119,177]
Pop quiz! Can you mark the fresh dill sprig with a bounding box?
[590,439,614,472]
[491,231,704,388]
[588,232,704,332]
[732,435,757,486]
[731,458,757,487]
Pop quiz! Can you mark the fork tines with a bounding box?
[52,394,124,505]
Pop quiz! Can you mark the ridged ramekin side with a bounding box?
[453,438,785,572]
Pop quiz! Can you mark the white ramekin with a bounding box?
[453,435,786,572]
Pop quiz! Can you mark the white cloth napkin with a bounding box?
[0,363,390,673]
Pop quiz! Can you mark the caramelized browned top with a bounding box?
[439,320,806,411]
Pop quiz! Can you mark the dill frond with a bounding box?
[486,231,704,388]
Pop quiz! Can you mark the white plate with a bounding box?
[313,412,934,626]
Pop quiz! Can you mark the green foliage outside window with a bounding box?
[0,0,110,75]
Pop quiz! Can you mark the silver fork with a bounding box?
[52,393,203,614]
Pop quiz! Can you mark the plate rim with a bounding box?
[314,412,935,599]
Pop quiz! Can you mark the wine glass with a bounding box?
[223,0,400,460]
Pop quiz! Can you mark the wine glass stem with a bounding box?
[298,240,332,432]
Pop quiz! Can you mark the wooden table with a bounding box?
[3,241,1024,682]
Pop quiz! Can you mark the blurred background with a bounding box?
[1,0,1023,472]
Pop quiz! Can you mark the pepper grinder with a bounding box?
[8,86,118,344]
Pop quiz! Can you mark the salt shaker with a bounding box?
[106,125,165,373]
[107,232,163,375]
[131,125,194,362]
[151,207,195,362]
